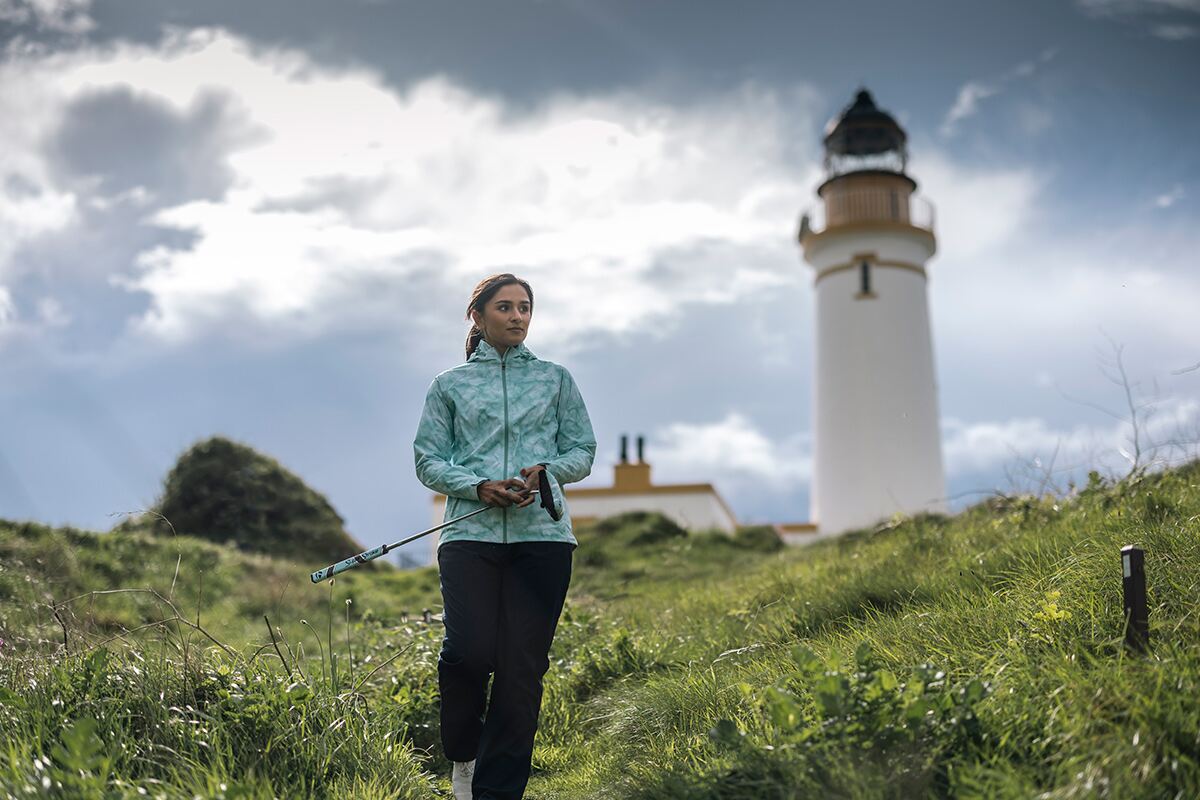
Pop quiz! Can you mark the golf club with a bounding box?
[310,468,561,583]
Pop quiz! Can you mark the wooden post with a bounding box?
[1121,545,1148,652]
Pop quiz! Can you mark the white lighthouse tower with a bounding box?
[799,89,947,536]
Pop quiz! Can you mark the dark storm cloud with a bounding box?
[50,84,262,205]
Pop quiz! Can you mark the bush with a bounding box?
[144,436,365,566]
[591,512,687,546]
[733,525,784,552]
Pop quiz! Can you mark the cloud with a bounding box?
[943,396,1200,482]
[2,25,1193,404]
[941,82,998,136]
[1077,0,1200,15]
[1075,0,1200,38]
[1014,102,1055,136]
[928,218,1200,373]
[1152,22,1199,36]
[649,411,812,490]
[36,295,69,326]
[912,149,1042,259]
[909,135,1200,388]
[1,28,821,354]
[0,285,14,325]
[0,172,77,281]
[940,48,1057,137]
[649,396,1200,507]
[0,0,93,33]
[1154,184,1185,208]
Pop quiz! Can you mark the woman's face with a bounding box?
[472,283,532,350]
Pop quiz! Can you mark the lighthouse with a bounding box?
[799,89,947,536]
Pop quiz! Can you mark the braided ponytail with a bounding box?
[464,273,534,359]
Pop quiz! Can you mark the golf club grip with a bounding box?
[538,468,561,521]
[311,544,388,583]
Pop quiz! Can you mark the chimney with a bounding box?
[613,432,651,491]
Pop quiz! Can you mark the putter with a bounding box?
[310,469,561,583]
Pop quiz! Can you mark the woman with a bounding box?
[413,273,596,800]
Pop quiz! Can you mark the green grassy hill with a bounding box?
[1,460,1197,798]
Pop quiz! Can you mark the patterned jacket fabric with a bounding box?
[414,338,596,549]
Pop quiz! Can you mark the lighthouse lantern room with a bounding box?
[799,89,947,536]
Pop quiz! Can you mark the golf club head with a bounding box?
[538,468,562,521]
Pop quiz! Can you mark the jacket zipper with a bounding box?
[501,351,509,544]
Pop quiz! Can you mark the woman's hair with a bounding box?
[465,273,534,359]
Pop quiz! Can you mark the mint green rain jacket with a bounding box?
[413,338,596,549]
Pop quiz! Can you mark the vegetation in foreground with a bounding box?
[1,461,1197,798]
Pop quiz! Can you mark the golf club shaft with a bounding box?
[310,469,560,584]
[310,504,493,583]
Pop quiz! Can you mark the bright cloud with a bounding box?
[913,150,1041,259]
[943,396,1200,480]
[0,285,14,326]
[1155,184,1185,208]
[1,28,819,351]
[928,220,1200,369]
[650,411,812,490]
[941,82,998,136]
[0,48,80,278]
[940,48,1057,137]
[0,176,76,276]
[648,396,1200,502]
[2,26,1193,388]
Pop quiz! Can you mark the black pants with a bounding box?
[437,540,575,800]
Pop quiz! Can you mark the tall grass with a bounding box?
[530,463,1200,799]
[1,460,1197,797]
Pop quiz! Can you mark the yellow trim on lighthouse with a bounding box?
[800,220,937,253]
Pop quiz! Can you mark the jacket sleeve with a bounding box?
[543,367,596,485]
[413,377,489,500]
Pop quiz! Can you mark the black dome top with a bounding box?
[823,89,907,158]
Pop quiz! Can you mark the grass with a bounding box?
[1,460,1197,797]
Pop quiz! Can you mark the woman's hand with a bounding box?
[516,464,547,508]
[476,478,531,508]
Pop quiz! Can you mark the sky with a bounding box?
[1,0,1198,567]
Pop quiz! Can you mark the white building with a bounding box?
[429,435,744,537]
[799,88,948,536]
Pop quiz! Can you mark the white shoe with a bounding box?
[451,759,475,800]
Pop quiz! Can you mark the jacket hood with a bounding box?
[468,338,537,363]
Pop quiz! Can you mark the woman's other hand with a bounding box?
[477,478,531,508]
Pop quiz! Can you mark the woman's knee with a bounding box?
[438,638,493,675]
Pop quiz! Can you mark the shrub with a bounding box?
[733,525,784,552]
[144,436,365,565]
[591,512,687,546]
